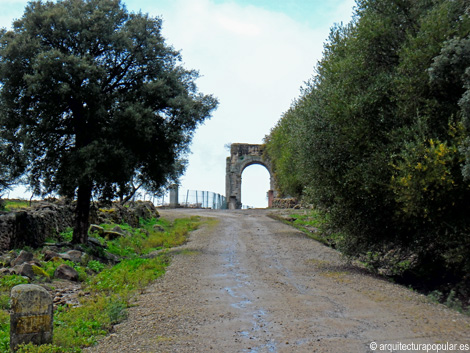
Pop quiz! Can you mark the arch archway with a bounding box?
[241,164,271,208]
[225,143,275,209]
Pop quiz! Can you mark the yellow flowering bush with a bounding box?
[391,125,467,220]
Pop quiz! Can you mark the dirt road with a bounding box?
[87,209,470,353]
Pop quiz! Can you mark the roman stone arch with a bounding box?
[225,143,275,209]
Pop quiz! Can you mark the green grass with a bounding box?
[0,215,202,353]
[273,209,343,247]
[105,216,200,258]
[0,275,29,290]
[1,199,30,212]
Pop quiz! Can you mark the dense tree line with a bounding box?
[265,0,470,299]
[0,0,217,243]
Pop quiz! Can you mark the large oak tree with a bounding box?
[0,0,217,243]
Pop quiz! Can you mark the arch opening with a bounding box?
[241,163,270,208]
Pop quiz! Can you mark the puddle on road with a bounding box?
[212,273,228,278]
[242,309,279,353]
[219,232,279,352]
[227,288,278,352]
[231,299,252,309]
[224,286,237,298]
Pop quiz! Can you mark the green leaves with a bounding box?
[265,0,470,293]
[0,0,217,242]
[0,0,218,196]
[390,133,466,220]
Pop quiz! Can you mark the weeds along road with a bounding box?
[87,209,470,353]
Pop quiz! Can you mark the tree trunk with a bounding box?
[120,182,142,205]
[72,182,93,244]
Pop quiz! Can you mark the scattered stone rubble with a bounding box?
[1,239,124,308]
[0,200,160,309]
[1,249,85,308]
[90,201,159,228]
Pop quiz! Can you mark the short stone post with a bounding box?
[169,184,179,208]
[10,284,53,352]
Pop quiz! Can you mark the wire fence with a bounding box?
[152,190,227,209]
[179,190,227,209]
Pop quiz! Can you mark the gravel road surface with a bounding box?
[86,209,470,353]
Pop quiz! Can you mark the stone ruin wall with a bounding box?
[271,198,299,209]
[0,201,75,250]
[0,200,159,251]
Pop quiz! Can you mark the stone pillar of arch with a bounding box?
[225,143,275,209]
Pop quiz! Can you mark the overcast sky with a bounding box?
[1,0,356,207]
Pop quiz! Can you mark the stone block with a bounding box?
[11,250,34,267]
[10,284,53,351]
[54,264,79,281]
[11,263,35,279]
[42,249,60,262]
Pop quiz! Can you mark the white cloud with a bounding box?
[145,0,334,206]
[215,14,261,36]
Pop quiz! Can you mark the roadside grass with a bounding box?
[0,215,203,353]
[270,209,343,248]
[101,216,200,258]
[319,270,351,283]
[0,200,30,212]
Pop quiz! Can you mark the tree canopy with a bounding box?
[265,0,470,298]
[0,0,218,242]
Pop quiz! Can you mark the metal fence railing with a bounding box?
[151,189,227,209]
[179,190,226,209]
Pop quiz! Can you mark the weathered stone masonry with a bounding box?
[0,200,159,251]
[225,143,276,209]
[0,202,75,251]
